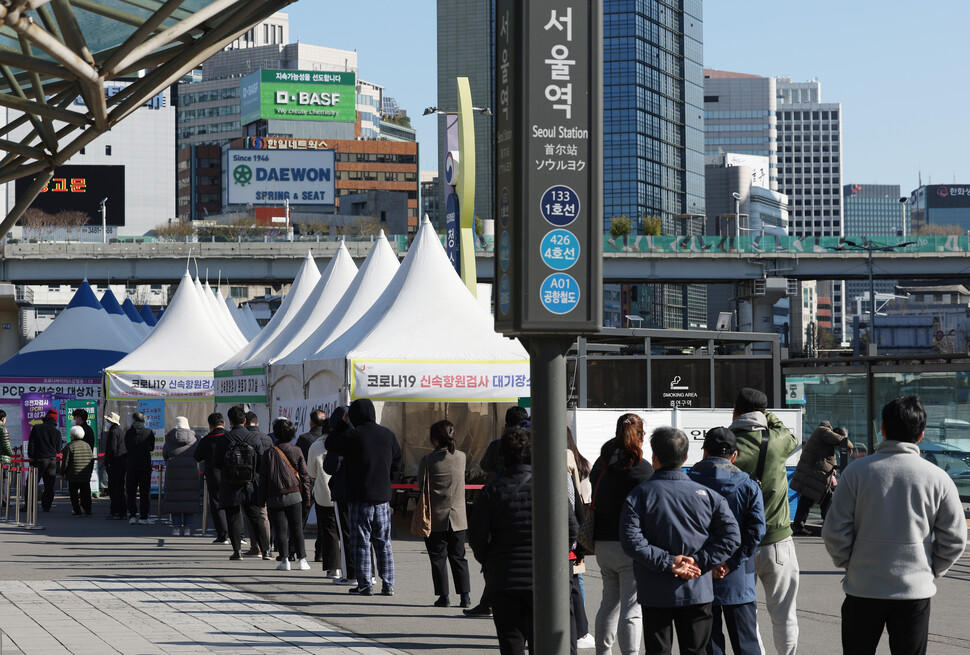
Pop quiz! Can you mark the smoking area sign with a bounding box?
[494,0,602,336]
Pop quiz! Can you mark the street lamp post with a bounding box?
[100,197,108,243]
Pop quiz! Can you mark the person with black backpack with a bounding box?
[213,406,269,561]
[125,411,156,524]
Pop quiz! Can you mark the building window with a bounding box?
[105,145,112,155]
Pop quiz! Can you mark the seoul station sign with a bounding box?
[240,69,357,124]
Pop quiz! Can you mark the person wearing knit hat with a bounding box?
[62,425,94,517]
[27,407,62,512]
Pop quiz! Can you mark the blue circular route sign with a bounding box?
[539,229,580,271]
[499,275,511,315]
[499,231,511,272]
[539,273,580,315]
[539,185,581,227]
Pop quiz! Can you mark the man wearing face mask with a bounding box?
[102,412,126,519]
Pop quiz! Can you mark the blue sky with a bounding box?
[288,1,968,192]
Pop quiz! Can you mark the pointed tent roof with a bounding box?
[226,241,358,369]
[274,233,400,368]
[100,288,142,350]
[218,250,321,370]
[121,297,151,338]
[139,304,157,327]
[309,218,527,372]
[192,278,245,351]
[224,294,258,341]
[0,280,130,377]
[205,283,248,350]
[242,305,261,335]
[106,272,241,373]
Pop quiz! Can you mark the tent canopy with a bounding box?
[139,305,158,327]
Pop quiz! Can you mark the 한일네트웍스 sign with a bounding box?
[240,69,357,125]
[225,149,335,206]
[494,0,602,335]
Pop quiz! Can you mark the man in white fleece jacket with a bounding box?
[822,396,967,655]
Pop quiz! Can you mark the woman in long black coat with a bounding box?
[163,416,200,536]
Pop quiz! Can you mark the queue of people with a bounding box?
[14,389,967,655]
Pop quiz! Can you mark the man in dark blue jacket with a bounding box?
[326,398,402,596]
[620,426,741,655]
[687,427,766,655]
[27,408,62,512]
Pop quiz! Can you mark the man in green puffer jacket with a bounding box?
[61,426,94,517]
[730,387,799,655]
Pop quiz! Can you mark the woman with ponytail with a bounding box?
[589,413,654,655]
[418,419,471,608]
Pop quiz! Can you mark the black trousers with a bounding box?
[31,459,57,511]
[424,529,471,596]
[641,603,713,655]
[269,501,306,560]
[570,572,588,641]
[842,594,931,655]
[792,488,833,530]
[335,501,356,579]
[107,462,127,516]
[204,476,227,540]
[226,503,269,554]
[126,469,151,519]
[315,504,340,569]
[490,589,533,655]
[68,480,92,515]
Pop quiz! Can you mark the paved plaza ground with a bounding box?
[0,496,967,654]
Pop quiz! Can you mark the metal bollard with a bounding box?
[200,476,210,537]
[13,468,22,526]
[25,468,46,531]
[1,465,9,523]
[157,465,165,525]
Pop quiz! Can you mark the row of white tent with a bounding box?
[102,218,530,470]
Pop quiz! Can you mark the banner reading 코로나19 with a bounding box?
[350,360,531,402]
[106,372,214,399]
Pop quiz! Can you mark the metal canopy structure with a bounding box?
[0,0,296,238]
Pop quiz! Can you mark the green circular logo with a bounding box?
[233,165,252,186]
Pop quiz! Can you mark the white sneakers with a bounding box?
[577,634,596,649]
[328,569,342,579]
[278,558,311,571]
[172,527,181,537]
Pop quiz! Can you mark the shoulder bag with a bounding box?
[410,462,433,538]
[576,469,604,555]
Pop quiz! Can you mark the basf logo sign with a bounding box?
[225,149,335,206]
[239,70,356,125]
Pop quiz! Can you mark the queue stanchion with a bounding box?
[13,467,23,526]
[25,467,35,528]
[27,467,46,530]
[1,464,11,523]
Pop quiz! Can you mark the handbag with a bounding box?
[577,471,604,555]
[273,446,306,504]
[410,463,432,538]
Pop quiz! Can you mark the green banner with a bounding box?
[240,69,356,125]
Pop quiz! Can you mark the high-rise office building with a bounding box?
[436,0,493,226]
[703,70,778,191]
[909,184,970,232]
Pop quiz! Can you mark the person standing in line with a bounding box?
[260,418,312,571]
[61,425,94,517]
[323,406,357,585]
[589,413,653,655]
[215,406,269,561]
[325,398,402,597]
[0,410,12,508]
[72,408,96,451]
[418,420,471,608]
[244,411,273,558]
[687,427,766,655]
[102,412,127,520]
[620,426,741,655]
[296,409,327,528]
[194,412,230,544]
[307,416,341,575]
[27,408,61,512]
[162,416,199,537]
[822,396,967,655]
[125,411,155,524]
[729,387,800,655]
[464,404,530,619]
[790,422,850,536]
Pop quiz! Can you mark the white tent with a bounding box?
[294,218,530,470]
[104,271,243,430]
[215,243,358,427]
[205,283,249,350]
[100,289,143,351]
[269,232,400,424]
[225,295,259,341]
[242,305,261,335]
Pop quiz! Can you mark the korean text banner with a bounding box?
[240,69,356,124]
[0,377,101,404]
[106,371,214,399]
[275,393,342,434]
[214,367,267,404]
[350,360,531,401]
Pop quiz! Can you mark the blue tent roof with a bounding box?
[0,281,127,378]
[139,304,157,326]
[100,288,125,315]
[121,297,145,324]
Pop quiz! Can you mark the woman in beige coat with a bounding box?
[417,419,471,608]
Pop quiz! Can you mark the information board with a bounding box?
[494,0,602,335]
